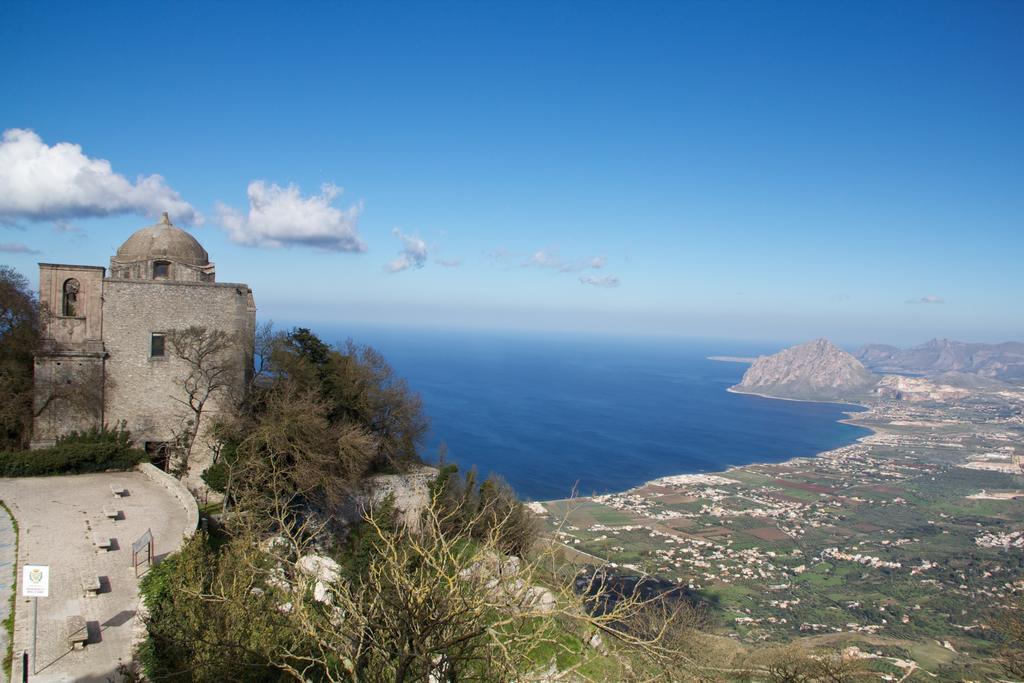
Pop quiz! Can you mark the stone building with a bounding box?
[32,213,256,482]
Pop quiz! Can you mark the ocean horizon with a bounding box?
[308,325,871,500]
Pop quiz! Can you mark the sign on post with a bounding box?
[132,529,153,555]
[22,565,49,598]
[132,529,155,577]
[23,564,49,674]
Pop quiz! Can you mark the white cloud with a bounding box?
[905,295,944,304]
[216,181,365,252]
[580,274,620,288]
[0,242,40,254]
[526,249,562,269]
[522,249,607,273]
[0,128,201,225]
[434,257,462,267]
[489,247,612,281]
[386,228,428,273]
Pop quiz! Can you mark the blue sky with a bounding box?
[1,1,1021,346]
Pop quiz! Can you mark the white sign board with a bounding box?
[22,565,49,598]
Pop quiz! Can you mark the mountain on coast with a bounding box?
[733,338,878,401]
[856,338,1024,385]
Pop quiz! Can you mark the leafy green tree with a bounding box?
[139,533,295,681]
[215,327,428,516]
[271,329,429,472]
[0,265,39,450]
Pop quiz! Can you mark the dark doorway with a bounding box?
[145,442,171,471]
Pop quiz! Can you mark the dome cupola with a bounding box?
[109,213,216,282]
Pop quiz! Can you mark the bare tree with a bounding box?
[167,326,243,479]
[250,320,279,388]
[743,644,871,683]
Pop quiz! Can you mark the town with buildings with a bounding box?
[538,380,1024,679]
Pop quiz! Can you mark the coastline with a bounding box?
[726,385,868,408]
[542,385,880,504]
[727,385,877,439]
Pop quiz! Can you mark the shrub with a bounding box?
[0,424,147,477]
[201,460,228,493]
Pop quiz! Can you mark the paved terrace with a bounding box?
[0,469,195,682]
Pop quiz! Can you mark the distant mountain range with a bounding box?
[730,337,1024,403]
[732,338,877,401]
[856,339,1024,385]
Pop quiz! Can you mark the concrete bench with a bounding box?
[110,484,127,497]
[67,615,88,649]
[81,573,101,597]
[102,506,120,520]
[92,533,112,550]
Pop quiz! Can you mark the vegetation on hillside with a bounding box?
[141,490,724,681]
[431,463,540,557]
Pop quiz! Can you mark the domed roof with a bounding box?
[115,212,209,266]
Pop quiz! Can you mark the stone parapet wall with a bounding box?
[356,465,439,530]
[138,462,200,539]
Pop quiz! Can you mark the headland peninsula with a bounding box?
[706,355,760,363]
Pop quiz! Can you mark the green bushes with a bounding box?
[430,464,540,556]
[0,425,147,477]
[138,533,293,680]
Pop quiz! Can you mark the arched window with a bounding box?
[62,278,80,317]
[153,260,171,278]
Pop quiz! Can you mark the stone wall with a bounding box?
[103,279,255,485]
[32,264,107,447]
[138,462,200,539]
[31,353,105,446]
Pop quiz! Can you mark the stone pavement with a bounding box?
[0,503,14,683]
[0,471,193,682]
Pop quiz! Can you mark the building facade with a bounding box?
[32,213,256,482]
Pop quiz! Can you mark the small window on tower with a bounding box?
[62,278,80,316]
[151,333,166,358]
[153,261,170,278]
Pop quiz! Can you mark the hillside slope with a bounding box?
[856,339,1024,385]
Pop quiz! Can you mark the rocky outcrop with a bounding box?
[355,465,438,530]
[733,338,877,401]
[873,375,971,403]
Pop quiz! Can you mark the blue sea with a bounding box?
[312,326,870,501]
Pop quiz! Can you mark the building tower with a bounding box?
[33,213,255,481]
